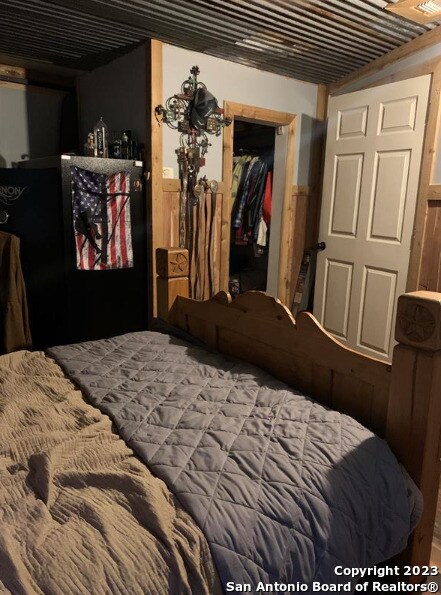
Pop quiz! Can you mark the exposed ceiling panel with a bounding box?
[0,0,438,84]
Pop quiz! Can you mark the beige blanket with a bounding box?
[0,351,219,595]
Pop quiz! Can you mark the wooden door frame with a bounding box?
[221,101,296,305]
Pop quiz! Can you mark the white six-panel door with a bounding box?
[313,75,430,361]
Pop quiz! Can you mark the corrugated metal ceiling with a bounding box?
[0,0,438,84]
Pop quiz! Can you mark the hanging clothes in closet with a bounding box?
[231,154,272,252]
[229,151,273,297]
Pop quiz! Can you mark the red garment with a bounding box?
[262,171,272,226]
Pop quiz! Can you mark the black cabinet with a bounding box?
[0,156,148,349]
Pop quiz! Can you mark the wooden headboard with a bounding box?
[156,247,441,569]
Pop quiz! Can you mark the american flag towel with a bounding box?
[71,166,133,270]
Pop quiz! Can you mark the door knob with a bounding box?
[316,242,326,251]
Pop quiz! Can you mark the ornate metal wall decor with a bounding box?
[155,66,231,298]
[156,66,231,159]
[155,66,230,250]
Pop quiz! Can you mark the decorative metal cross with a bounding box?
[155,65,231,161]
[155,67,230,296]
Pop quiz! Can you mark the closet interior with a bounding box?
[229,120,275,297]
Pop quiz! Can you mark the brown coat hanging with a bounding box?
[0,231,32,354]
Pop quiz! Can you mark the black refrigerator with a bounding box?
[0,155,148,350]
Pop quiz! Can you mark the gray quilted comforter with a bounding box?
[49,330,421,593]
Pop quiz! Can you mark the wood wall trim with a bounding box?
[221,101,234,294]
[147,39,164,320]
[162,178,181,193]
[360,56,441,92]
[287,186,312,308]
[0,62,76,90]
[0,80,68,95]
[162,178,225,194]
[419,200,441,292]
[407,62,441,291]
[221,101,297,304]
[428,185,441,200]
[316,83,329,121]
[306,83,328,252]
[277,118,297,303]
[292,184,311,196]
[286,84,328,310]
[329,27,441,95]
[222,102,295,126]
[0,63,26,79]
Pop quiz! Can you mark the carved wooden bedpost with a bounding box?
[156,248,189,321]
[386,291,441,567]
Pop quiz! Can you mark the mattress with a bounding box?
[49,329,422,593]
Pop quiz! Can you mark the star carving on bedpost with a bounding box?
[156,247,189,279]
[156,247,190,321]
[170,252,188,275]
[395,291,441,351]
[399,304,436,343]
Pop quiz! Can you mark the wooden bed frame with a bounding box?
[156,247,441,570]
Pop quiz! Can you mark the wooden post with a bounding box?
[146,39,163,321]
[386,291,441,566]
[156,248,189,321]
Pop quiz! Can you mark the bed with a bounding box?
[1,245,440,594]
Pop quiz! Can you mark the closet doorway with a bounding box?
[229,121,275,296]
[222,102,296,305]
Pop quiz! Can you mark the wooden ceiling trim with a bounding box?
[330,24,441,93]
